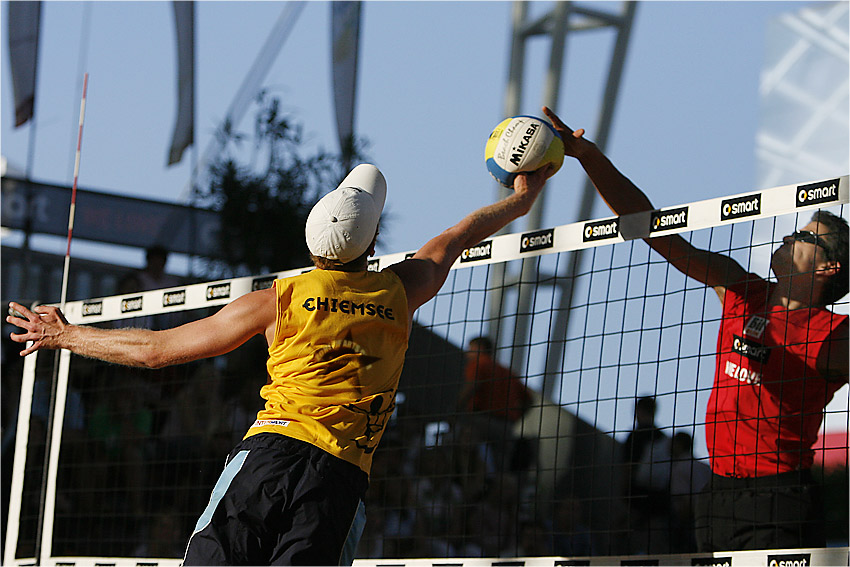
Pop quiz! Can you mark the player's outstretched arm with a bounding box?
[542,105,747,298]
[7,288,276,367]
[389,166,553,316]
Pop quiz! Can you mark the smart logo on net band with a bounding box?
[796,178,839,207]
[650,206,689,232]
[520,228,554,253]
[721,193,761,220]
[461,240,493,263]
[583,218,619,242]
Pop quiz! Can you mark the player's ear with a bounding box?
[819,260,840,275]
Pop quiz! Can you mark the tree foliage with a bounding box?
[196,91,368,278]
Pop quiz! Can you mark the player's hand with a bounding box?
[7,301,69,356]
[542,106,591,159]
[514,164,555,198]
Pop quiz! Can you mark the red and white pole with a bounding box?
[59,72,88,307]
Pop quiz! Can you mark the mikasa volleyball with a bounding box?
[485,115,565,187]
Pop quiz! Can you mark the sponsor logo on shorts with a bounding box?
[82,301,103,317]
[796,179,839,207]
[721,193,761,220]
[460,240,492,263]
[163,290,186,307]
[691,558,731,567]
[583,218,619,242]
[367,259,380,272]
[521,228,554,253]
[120,296,143,313]
[252,276,275,291]
[767,553,811,567]
[650,206,688,233]
[206,282,231,300]
[732,334,770,364]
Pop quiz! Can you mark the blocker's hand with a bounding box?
[542,106,591,159]
[7,301,69,356]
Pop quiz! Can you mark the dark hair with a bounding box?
[811,210,848,305]
[636,396,656,415]
[468,336,494,353]
[309,230,378,272]
[310,247,370,271]
[145,245,169,263]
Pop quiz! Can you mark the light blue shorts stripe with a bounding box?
[339,499,366,566]
[192,450,250,535]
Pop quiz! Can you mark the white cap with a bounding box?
[305,164,387,263]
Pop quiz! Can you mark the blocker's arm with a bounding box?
[542,105,748,301]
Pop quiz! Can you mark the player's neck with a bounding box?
[769,275,825,310]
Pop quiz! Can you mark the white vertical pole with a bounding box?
[3,349,38,565]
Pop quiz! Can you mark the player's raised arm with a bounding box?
[389,165,553,315]
[7,288,276,367]
[542,105,747,299]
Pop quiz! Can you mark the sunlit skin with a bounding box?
[6,167,555,365]
[769,220,841,310]
[541,105,848,381]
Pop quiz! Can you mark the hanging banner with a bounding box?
[2,176,221,257]
[331,1,361,168]
[168,0,195,165]
[8,1,42,127]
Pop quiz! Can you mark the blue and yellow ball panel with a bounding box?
[485,115,564,188]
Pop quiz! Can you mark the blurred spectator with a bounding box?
[86,372,156,517]
[133,508,186,558]
[501,518,550,557]
[116,245,183,330]
[137,245,181,291]
[669,431,710,552]
[458,336,533,474]
[622,396,671,553]
[551,497,594,556]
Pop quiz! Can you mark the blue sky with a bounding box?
[3,1,824,263]
[3,1,847,448]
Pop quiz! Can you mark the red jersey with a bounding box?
[705,274,848,477]
[464,354,531,422]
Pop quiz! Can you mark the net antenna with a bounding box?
[489,2,637,398]
[60,72,89,308]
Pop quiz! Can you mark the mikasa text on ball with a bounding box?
[485,115,565,187]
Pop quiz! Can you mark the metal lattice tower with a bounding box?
[488,1,637,399]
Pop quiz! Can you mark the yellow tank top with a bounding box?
[245,268,409,474]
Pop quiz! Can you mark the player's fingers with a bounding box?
[8,301,32,321]
[18,342,39,357]
[542,106,570,132]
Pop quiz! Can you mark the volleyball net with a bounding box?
[4,176,849,566]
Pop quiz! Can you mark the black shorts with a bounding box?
[183,433,369,565]
[693,469,824,552]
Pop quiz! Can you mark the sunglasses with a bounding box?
[788,230,828,251]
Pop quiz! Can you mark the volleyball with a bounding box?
[485,115,564,187]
